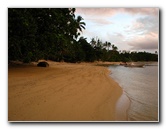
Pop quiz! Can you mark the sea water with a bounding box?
[109,62,158,121]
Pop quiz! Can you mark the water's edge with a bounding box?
[108,63,158,121]
[108,68,131,121]
[115,91,131,121]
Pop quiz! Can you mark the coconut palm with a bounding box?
[112,44,118,51]
[90,37,96,48]
[107,42,111,51]
[103,41,111,51]
[103,41,108,50]
[74,15,86,39]
[76,16,86,32]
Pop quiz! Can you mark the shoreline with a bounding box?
[115,91,131,121]
[107,66,131,121]
[8,61,128,121]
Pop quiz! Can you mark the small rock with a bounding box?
[37,61,49,67]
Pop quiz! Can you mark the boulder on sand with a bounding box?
[37,61,49,67]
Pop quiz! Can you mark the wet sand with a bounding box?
[115,93,130,121]
[8,61,127,121]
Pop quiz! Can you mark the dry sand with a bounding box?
[8,61,125,121]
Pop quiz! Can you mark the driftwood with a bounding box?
[37,61,49,67]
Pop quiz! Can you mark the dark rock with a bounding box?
[37,61,49,67]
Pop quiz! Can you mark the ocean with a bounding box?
[108,62,159,121]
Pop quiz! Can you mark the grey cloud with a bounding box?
[136,16,159,33]
[76,8,158,17]
[124,15,159,51]
[129,41,158,50]
[122,8,158,16]
[124,15,159,39]
[127,34,158,50]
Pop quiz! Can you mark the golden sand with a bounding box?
[8,61,124,121]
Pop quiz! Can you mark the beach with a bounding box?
[8,61,125,121]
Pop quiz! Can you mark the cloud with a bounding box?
[127,17,158,32]
[122,8,158,16]
[87,18,113,25]
[136,16,159,33]
[76,8,158,17]
[124,15,159,40]
[123,15,159,52]
[114,32,124,38]
[98,32,129,51]
[126,33,158,50]
[75,8,159,52]
[76,8,117,17]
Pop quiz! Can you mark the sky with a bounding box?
[75,8,159,53]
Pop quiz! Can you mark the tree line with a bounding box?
[8,8,158,63]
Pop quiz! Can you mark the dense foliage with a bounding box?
[8,8,85,62]
[8,8,158,63]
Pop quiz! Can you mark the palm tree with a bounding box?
[76,16,86,32]
[74,16,86,39]
[112,44,118,51]
[70,15,86,39]
[103,41,111,51]
[96,39,103,49]
[103,41,108,50]
[90,37,96,48]
[107,42,111,51]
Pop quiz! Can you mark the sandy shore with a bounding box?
[8,61,125,121]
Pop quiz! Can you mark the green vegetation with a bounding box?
[8,8,158,63]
